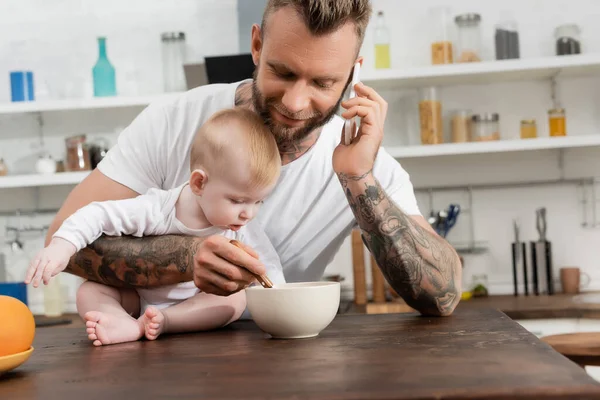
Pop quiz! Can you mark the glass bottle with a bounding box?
[430,6,454,65]
[374,11,391,69]
[161,32,187,92]
[92,37,117,97]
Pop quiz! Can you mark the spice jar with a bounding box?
[451,110,471,143]
[65,134,91,171]
[555,24,581,56]
[429,6,454,65]
[418,87,443,145]
[455,13,482,63]
[520,120,537,139]
[472,113,500,141]
[548,108,567,136]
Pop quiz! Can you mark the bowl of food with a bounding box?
[0,295,36,375]
[245,282,340,339]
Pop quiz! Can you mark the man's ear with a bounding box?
[251,23,262,66]
[189,169,208,195]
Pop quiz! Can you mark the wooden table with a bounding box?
[2,308,600,400]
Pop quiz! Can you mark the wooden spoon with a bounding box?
[229,240,274,288]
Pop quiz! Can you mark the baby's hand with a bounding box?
[25,237,77,287]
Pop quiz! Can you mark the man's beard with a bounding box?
[251,74,347,148]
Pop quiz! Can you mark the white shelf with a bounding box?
[0,92,183,115]
[362,54,600,89]
[386,135,600,159]
[0,171,90,189]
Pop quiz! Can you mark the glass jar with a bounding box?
[472,113,500,141]
[555,24,581,56]
[429,6,454,65]
[520,120,538,139]
[451,110,471,143]
[161,32,187,92]
[495,20,520,60]
[418,87,443,145]
[455,13,482,63]
[65,134,91,171]
[0,158,7,176]
[548,108,567,136]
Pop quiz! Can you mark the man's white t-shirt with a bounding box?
[97,79,421,283]
[52,183,286,311]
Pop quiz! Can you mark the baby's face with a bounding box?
[199,172,276,232]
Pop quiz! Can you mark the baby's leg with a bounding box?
[142,291,246,340]
[76,281,144,346]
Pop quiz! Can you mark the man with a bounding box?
[47,0,462,317]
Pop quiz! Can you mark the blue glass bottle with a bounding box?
[92,37,116,97]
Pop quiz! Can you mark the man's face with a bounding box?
[251,7,359,147]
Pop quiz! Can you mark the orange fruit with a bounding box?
[0,295,35,357]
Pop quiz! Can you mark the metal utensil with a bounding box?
[511,220,520,296]
[443,204,461,236]
[229,240,273,288]
[536,207,547,241]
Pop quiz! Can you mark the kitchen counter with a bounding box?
[3,308,600,399]
[344,292,600,320]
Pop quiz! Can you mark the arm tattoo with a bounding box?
[64,235,201,288]
[338,171,461,316]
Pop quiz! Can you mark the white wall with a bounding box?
[1,0,599,314]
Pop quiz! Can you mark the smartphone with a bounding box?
[343,62,361,145]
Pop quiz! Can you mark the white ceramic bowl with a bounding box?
[245,282,341,339]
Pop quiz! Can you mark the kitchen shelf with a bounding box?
[386,135,600,159]
[0,92,183,115]
[362,54,600,89]
[0,171,89,189]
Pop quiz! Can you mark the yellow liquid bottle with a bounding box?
[374,11,391,69]
[375,44,391,69]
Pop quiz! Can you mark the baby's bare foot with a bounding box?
[84,311,144,347]
[142,306,166,341]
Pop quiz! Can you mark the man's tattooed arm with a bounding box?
[338,171,462,316]
[64,234,201,288]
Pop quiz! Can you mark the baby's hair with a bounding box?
[190,107,281,188]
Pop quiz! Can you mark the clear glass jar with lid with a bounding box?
[472,113,500,141]
[429,6,454,65]
[548,108,567,136]
[455,13,482,63]
[555,24,581,56]
[520,120,537,139]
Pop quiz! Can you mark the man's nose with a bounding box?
[281,81,310,115]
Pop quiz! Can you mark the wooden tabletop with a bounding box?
[2,308,600,400]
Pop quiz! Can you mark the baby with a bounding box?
[25,107,285,346]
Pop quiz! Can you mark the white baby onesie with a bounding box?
[53,183,286,312]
